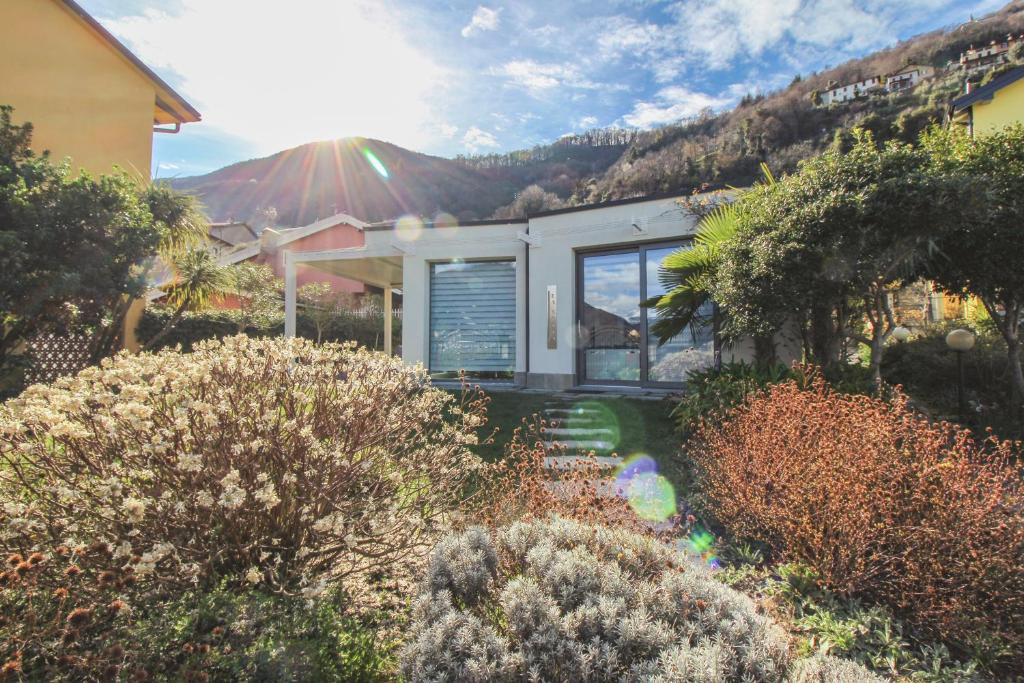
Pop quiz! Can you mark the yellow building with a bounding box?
[0,0,200,178]
[951,66,1024,136]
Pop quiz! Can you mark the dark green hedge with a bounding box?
[136,306,401,353]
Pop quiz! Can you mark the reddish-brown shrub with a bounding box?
[477,416,655,536]
[690,374,1024,664]
[0,541,137,680]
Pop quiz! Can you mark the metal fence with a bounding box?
[25,333,92,385]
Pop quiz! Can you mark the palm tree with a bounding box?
[644,166,775,361]
[89,184,211,361]
[142,249,227,350]
[644,198,739,346]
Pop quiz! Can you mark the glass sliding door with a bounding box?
[578,251,642,383]
[645,246,716,383]
[429,260,516,380]
[577,242,716,387]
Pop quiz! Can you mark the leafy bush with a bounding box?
[673,362,793,435]
[882,319,1017,437]
[0,555,395,681]
[136,304,401,353]
[401,518,880,682]
[0,335,484,590]
[690,375,1024,669]
[126,583,394,681]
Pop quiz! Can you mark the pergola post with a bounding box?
[383,285,393,356]
[284,251,297,338]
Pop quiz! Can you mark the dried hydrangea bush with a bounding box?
[0,335,485,591]
[401,518,880,682]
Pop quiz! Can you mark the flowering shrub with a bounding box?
[402,518,878,682]
[690,375,1024,666]
[0,335,485,590]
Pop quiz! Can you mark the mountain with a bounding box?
[170,136,625,227]
[172,1,1024,226]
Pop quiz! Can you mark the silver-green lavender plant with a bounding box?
[401,518,881,682]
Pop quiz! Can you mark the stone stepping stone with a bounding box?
[544,439,616,452]
[541,478,622,500]
[543,454,622,469]
[542,406,605,416]
[544,426,617,438]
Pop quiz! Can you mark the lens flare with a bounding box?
[394,215,423,242]
[433,212,458,228]
[682,528,721,570]
[615,453,676,522]
[566,400,620,453]
[362,147,389,179]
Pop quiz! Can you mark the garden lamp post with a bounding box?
[945,329,975,423]
[892,326,911,343]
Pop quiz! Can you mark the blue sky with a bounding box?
[78,0,1005,178]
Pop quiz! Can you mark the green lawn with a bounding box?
[463,389,687,489]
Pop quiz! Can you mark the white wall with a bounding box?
[395,221,528,373]
[294,196,789,389]
[525,197,700,386]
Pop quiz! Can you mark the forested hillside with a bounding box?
[172,1,1024,225]
[574,0,1024,203]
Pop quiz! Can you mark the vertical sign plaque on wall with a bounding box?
[546,285,557,349]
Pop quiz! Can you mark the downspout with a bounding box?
[524,223,530,386]
[153,122,182,134]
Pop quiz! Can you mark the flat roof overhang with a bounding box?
[288,245,403,289]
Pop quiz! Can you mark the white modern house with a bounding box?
[885,64,936,92]
[820,75,884,105]
[283,194,770,390]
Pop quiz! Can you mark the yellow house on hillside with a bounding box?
[951,66,1024,137]
[0,0,200,178]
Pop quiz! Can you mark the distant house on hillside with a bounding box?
[886,65,936,92]
[820,75,884,105]
[0,0,200,177]
[818,64,940,107]
[959,34,1023,75]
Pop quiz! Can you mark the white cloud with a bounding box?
[575,115,599,129]
[596,16,661,60]
[622,86,730,128]
[462,126,499,152]
[104,0,448,156]
[439,123,459,139]
[661,0,933,71]
[491,60,607,93]
[461,6,501,38]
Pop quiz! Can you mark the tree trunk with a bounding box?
[810,302,842,374]
[1007,336,1024,432]
[985,298,1023,433]
[753,334,777,368]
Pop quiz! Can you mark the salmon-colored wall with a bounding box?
[207,222,368,311]
[262,223,367,294]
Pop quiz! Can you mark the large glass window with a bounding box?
[579,251,641,382]
[429,260,516,380]
[645,246,716,383]
[577,242,716,386]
